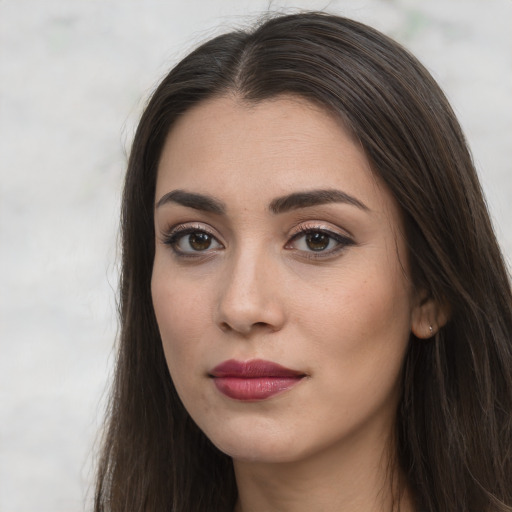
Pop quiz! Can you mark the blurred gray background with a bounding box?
[1,1,511,510]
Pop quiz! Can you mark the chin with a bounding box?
[206,427,310,464]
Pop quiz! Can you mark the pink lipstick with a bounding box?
[209,359,305,401]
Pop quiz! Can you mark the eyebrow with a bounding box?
[155,188,368,215]
[155,189,226,214]
[269,189,369,214]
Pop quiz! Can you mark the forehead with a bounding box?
[155,95,397,218]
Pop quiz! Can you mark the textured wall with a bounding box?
[1,1,511,510]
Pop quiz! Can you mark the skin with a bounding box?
[151,95,436,512]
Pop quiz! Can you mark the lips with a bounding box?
[209,359,306,401]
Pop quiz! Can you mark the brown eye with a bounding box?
[165,227,223,255]
[188,232,212,251]
[286,228,354,258]
[305,232,329,251]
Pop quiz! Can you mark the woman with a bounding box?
[95,12,512,512]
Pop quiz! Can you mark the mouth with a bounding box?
[209,359,306,401]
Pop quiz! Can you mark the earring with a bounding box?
[429,324,434,336]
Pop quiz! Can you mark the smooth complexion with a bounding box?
[151,96,436,512]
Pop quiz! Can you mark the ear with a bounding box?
[411,291,451,339]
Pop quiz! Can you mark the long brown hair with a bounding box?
[95,12,512,511]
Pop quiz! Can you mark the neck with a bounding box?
[233,432,415,512]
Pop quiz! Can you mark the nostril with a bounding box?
[218,320,273,335]
[219,321,232,332]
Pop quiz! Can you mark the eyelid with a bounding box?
[160,222,224,256]
[159,220,354,260]
[161,222,211,239]
[285,221,355,259]
[287,221,352,240]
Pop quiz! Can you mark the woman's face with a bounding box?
[152,95,423,464]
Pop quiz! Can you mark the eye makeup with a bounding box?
[160,219,355,263]
[285,222,355,261]
[161,223,224,259]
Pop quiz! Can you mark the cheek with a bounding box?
[302,265,412,381]
[151,269,223,429]
[151,268,209,374]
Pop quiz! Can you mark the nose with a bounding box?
[214,246,286,336]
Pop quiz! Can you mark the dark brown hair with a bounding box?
[95,12,512,512]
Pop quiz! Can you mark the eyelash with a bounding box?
[162,224,222,259]
[286,226,354,260]
[161,223,354,260]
